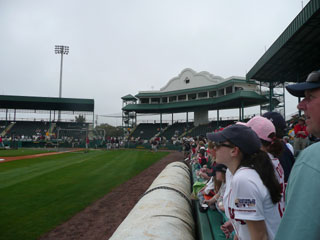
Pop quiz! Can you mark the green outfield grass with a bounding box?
[0,149,169,240]
[0,148,57,157]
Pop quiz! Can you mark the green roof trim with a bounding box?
[246,0,320,82]
[123,91,267,113]
[135,79,256,98]
[121,94,137,101]
[0,95,94,112]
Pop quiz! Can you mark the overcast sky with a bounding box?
[0,0,309,126]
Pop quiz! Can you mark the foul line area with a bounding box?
[0,149,84,163]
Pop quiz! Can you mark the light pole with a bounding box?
[55,45,69,121]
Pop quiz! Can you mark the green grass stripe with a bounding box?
[0,149,169,240]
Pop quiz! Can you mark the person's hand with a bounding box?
[204,197,216,206]
[221,220,234,239]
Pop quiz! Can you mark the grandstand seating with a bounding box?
[0,120,89,140]
[0,121,15,137]
[130,123,167,140]
[161,122,193,139]
[188,122,216,138]
[188,120,240,137]
[3,121,48,139]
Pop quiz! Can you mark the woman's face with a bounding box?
[214,142,234,165]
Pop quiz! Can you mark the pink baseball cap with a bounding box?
[246,116,275,142]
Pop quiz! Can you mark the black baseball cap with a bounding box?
[286,70,320,97]
[206,124,261,155]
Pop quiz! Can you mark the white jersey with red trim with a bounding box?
[223,167,281,240]
[268,153,286,218]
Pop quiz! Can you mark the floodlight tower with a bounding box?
[55,45,69,121]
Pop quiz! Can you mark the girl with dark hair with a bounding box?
[246,116,286,218]
[207,124,281,240]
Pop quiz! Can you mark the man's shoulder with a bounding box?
[294,142,320,172]
[300,141,320,156]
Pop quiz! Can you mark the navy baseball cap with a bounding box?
[286,70,320,97]
[262,112,286,131]
[206,124,261,155]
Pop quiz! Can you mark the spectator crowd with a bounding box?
[184,69,320,240]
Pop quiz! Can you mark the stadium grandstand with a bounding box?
[112,2,320,240]
[122,68,270,143]
[0,95,95,148]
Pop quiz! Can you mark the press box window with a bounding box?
[218,89,225,96]
[162,97,168,103]
[178,95,186,101]
[140,98,149,104]
[209,91,217,97]
[198,92,208,98]
[151,98,160,104]
[169,96,177,102]
[188,93,196,100]
[226,86,233,94]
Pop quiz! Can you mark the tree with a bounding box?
[95,123,123,137]
[75,115,86,123]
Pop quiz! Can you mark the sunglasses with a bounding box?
[213,142,235,149]
[306,71,320,83]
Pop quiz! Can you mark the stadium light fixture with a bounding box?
[55,45,69,121]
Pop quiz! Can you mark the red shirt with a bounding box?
[294,124,308,138]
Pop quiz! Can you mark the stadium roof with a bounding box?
[121,94,137,101]
[246,0,320,83]
[122,91,268,113]
[0,95,94,112]
[135,79,256,98]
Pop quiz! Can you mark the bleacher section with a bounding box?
[130,123,167,140]
[3,121,49,138]
[161,122,194,139]
[0,120,89,140]
[188,120,238,137]
[0,121,15,137]
[188,122,216,138]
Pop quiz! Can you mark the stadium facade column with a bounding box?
[269,82,274,111]
[186,112,188,126]
[171,113,173,125]
[216,109,219,128]
[242,101,244,121]
[92,112,95,127]
[160,113,162,132]
[5,109,8,122]
[14,109,16,121]
[238,100,244,121]
[296,73,302,117]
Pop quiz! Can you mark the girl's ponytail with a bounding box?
[242,150,281,204]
